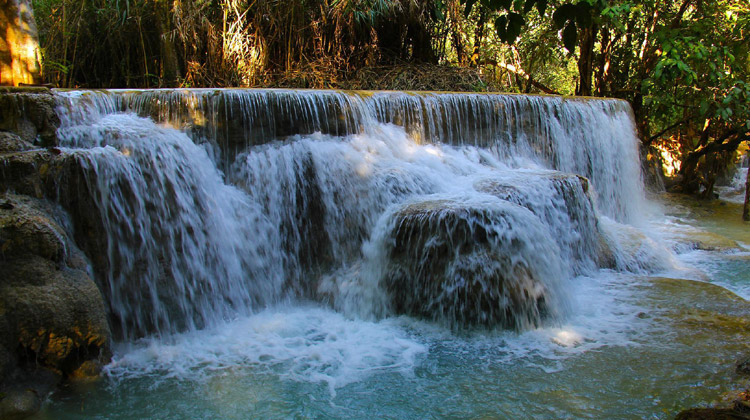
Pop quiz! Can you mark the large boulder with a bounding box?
[378,197,564,329]
[0,194,111,413]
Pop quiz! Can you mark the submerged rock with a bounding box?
[379,197,563,329]
[0,389,42,420]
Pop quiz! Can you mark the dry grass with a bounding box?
[261,63,499,92]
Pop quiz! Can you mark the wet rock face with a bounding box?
[0,88,59,147]
[0,136,108,284]
[381,199,556,330]
[0,90,111,417]
[0,194,111,386]
[0,131,33,153]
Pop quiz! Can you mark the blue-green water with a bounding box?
[33,196,750,419]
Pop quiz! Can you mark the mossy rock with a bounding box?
[0,194,111,414]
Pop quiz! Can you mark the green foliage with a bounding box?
[643,0,749,138]
[462,0,549,43]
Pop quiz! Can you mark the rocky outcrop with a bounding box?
[0,131,33,153]
[0,194,111,416]
[0,90,111,418]
[0,87,59,146]
[674,355,750,420]
[380,198,558,329]
[675,408,749,420]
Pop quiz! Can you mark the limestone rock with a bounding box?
[0,148,58,198]
[0,195,67,263]
[0,131,33,153]
[0,194,111,414]
[0,89,111,418]
[475,171,607,271]
[380,198,557,329]
[0,88,59,146]
[674,408,748,420]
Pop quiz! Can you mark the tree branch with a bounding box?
[682,127,750,168]
[646,116,696,144]
[491,61,560,95]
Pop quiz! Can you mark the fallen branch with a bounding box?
[483,60,560,95]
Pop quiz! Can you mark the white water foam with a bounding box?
[717,165,749,204]
[104,305,427,396]
[103,267,653,394]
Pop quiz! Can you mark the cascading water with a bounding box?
[38,89,750,419]
[54,89,648,339]
[56,110,284,339]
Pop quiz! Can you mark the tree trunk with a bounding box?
[158,0,180,86]
[678,125,750,195]
[595,29,614,96]
[470,7,486,67]
[448,1,465,65]
[0,0,42,86]
[575,25,597,96]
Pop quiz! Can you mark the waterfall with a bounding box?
[53,89,650,338]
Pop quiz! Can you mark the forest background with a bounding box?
[26,0,750,206]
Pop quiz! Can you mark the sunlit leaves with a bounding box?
[463,0,478,17]
[643,0,750,145]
